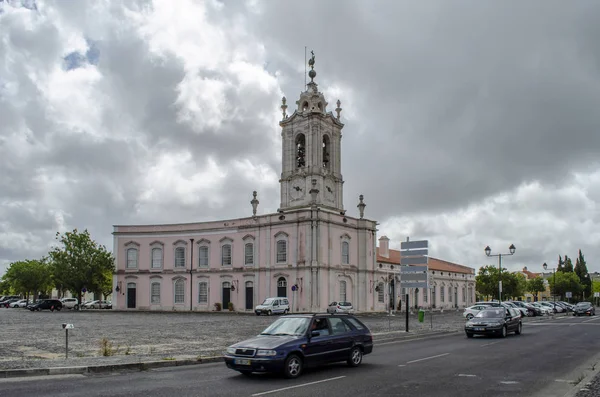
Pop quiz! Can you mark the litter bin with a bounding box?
[418,309,425,323]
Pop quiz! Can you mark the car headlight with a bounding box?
[226,347,236,355]
[256,349,277,356]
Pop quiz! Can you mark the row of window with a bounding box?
[149,279,254,305]
[376,283,473,304]
[125,239,351,269]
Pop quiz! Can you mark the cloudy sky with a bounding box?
[2,0,600,276]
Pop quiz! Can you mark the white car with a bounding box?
[9,299,29,308]
[463,305,488,320]
[60,298,79,310]
[254,297,290,316]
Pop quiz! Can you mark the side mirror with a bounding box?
[310,331,320,338]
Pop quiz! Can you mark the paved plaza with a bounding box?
[0,308,556,370]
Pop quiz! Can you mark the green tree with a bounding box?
[574,249,592,299]
[563,255,574,272]
[549,271,582,300]
[557,255,564,272]
[48,229,115,308]
[1,259,52,301]
[476,265,499,299]
[527,276,546,297]
[503,272,527,300]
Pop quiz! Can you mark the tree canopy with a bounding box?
[1,259,52,301]
[475,265,527,300]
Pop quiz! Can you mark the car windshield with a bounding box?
[576,302,590,307]
[260,317,310,336]
[261,298,274,305]
[474,309,505,318]
[339,302,352,306]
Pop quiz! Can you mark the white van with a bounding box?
[255,297,290,316]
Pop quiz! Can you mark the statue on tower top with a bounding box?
[308,50,316,82]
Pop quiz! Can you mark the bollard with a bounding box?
[418,309,425,323]
[62,323,74,359]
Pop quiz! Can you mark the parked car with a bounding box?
[327,301,354,314]
[573,302,596,316]
[9,299,29,308]
[60,298,79,310]
[1,298,21,308]
[254,297,290,316]
[463,305,488,320]
[465,307,522,338]
[27,299,63,311]
[509,301,538,317]
[224,313,373,378]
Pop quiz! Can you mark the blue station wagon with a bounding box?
[223,313,374,379]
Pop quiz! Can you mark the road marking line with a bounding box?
[582,317,600,323]
[554,379,571,383]
[398,365,406,367]
[480,341,501,347]
[500,380,519,384]
[376,333,456,346]
[406,353,450,364]
[251,376,346,396]
[458,374,477,377]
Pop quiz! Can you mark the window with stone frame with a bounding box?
[322,134,331,169]
[127,248,138,268]
[151,247,163,269]
[244,243,254,266]
[198,245,209,268]
[198,282,208,304]
[295,133,306,168]
[462,287,466,302]
[441,285,445,302]
[151,282,160,304]
[221,244,232,266]
[449,286,453,302]
[174,279,185,304]
[174,247,186,268]
[423,287,428,303]
[340,280,347,302]
[377,282,384,303]
[341,241,349,265]
[276,240,287,263]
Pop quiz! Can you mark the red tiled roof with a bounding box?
[520,268,541,279]
[376,247,474,275]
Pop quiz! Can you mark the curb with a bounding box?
[561,350,600,397]
[0,357,223,379]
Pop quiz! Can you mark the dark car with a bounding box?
[465,307,522,338]
[573,302,595,316]
[27,299,63,312]
[223,313,373,379]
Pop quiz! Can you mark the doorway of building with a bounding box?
[127,282,136,309]
[222,282,231,310]
[245,281,253,310]
[277,277,287,297]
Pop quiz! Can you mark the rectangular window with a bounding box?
[340,281,347,302]
[342,241,349,264]
[175,247,186,267]
[127,248,138,268]
[151,248,162,268]
[377,283,384,303]
[199,246,209,268]
[174,281,184,304]
[449,287,453,302]
[222,244,232,266]
[198,282,208,304]
[423,288,428,303]
[151,283,160,304]
[244,243,254,266]
[441,287,445,302]
[276,240,287,263]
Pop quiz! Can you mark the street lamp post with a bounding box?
[484,244,516,303]
[542,263,556,305]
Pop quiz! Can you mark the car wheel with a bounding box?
[347,346,363,367]
[515,323,522,335]
[283,309,289,314]
[466,332,474,338]
[74,305,79,310]
[255,312,260,316]
[267,310,272,316]
[466,314,474,320]
[283,354,303,379]
[500,326,507,338]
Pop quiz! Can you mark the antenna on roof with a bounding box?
[304,46,307,89]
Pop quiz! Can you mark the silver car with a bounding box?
[327,301,354,313]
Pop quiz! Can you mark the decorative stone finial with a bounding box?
[335,99,342,120]
[308,50,316,82]
[251,191,259,216]
[309,179,319,204]
[357,194,366,219]
[281,96,288,119]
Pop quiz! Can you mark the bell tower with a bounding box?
[278,51,345,213]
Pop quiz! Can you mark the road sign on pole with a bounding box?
[399,238,429,289]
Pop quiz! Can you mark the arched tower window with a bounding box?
[322,134,330,169]
[296,134,306,168]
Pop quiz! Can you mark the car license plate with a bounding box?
[234,358,251,366]
[474,327,485,331]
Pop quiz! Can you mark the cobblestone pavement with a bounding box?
[574,372,600,397]
[0,308,558,370]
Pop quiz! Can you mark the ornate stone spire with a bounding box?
[335,99,342,120]
[357,194,366,219]
[308,50,316,83]
[251,191,259,216]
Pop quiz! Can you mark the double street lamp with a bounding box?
[484,244,516,302]
[542,263,556,305]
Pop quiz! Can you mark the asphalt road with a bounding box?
[1,315,599,397]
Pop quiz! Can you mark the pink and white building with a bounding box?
[112,59,382,312]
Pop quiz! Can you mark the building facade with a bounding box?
[375,236,476,310]
[112,56,392,312]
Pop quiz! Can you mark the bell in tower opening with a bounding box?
[322,135,330,169]
[296,134,306,168]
